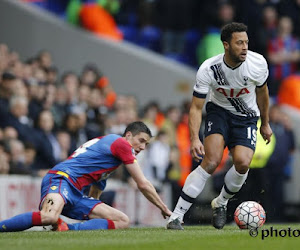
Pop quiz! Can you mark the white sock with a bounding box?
[169,166,211,222]
[215,165,249,206]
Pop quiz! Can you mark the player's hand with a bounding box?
[161,206,172,219]
[260,123,273,144]
[190,138,205,162]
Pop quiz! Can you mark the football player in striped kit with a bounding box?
[167,22,273,230]
[0,121,171,232]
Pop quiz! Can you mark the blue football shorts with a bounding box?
[40,173,102,220]
[204,102,258,151]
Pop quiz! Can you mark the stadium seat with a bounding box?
[183,29,201,68]
[137,26,162,53]
[118,25,139,44]
[164,52,190,65]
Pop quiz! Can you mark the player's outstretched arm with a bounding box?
[256,84,273,144]
[125,162,172,218]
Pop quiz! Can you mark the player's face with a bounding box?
[126,132,150,155]
[226,32,249,64]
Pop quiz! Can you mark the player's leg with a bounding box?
[61,202,129,230]
[216,145,253,203]
[0,193,64,232]
[211,146,253,229]
[167,133,225,229]
[212,118,257,229]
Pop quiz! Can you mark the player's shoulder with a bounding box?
[102,134,122,144]
[197,53,224,77]
[200,53,224,68]
[246,50,267,66]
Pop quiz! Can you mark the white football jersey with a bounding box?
[193,50,269,117]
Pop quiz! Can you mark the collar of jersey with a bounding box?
[223,56,243,70]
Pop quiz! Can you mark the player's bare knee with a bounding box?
[114,214,130,229]
[40,210,60,225]
[234,161,250,174]
[202,157,221,174]
[120,214,130,228]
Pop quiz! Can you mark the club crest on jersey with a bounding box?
[243,76,249,86]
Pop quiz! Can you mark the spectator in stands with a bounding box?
[37,50,53,70]
[80,63,101,87]
[0,143,10,175]
[254,4,278,57]
[143,130,171,190]
[277,73,300,110]
[267,16,300,96]
[142,102,159,137]
[161,105,181,147]
[23,142,38,175]
[45,66,59,85]
[86,88,107,136]
[0,44,9,75]
[78,0,123,40]
[56,130,72,160]
[0,72,18,123]
[265,105,296,222]
[3,96,39,148]
[277,0,300,38]
[34,110,61,170]
[2,126,18,140]
[61,71,80,108]
[176,102,192,188]
[63,112,88,152]
[7,139,30,175]
[77,85,91,111]
[96,75,117,109]
[51,86,69,128]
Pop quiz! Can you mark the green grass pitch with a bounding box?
[0,224,299,250]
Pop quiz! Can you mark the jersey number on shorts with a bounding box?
[247,127,257,146]
[70,138,100,158]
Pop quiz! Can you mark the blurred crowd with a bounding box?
[0,43,193,206]
[25,0,300,100]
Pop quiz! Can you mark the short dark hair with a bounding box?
[221,22,248,43]
[123,121,152,137]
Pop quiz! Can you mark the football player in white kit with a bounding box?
[167,22,273,230]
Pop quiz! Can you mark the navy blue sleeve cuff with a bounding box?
[256,81,267,88]
[193,91,207,99]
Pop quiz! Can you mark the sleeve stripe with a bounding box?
[193,91,207,98]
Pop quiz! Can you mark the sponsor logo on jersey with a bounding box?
[216,87,249,98]
[50,186,57,191]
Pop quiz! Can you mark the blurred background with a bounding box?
[0,0,299,227]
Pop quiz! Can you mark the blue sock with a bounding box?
[68,219,113,230]
[0,212,35,232]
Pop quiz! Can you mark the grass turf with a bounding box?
[0,224,299,250]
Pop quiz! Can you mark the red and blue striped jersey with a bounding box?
[49,134,136,191]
